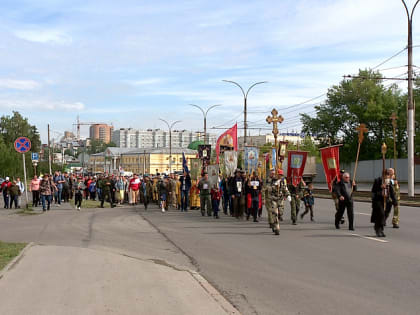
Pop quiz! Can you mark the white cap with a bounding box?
[5,177,9,181]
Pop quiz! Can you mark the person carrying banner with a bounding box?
[264,170,276,228]
[334,172,356,230]
[288,179,305,225]
[332,170,346,225]
[268,169,290,235]
[198,172,212,216]
[276,169,289,221]
[384,168,400,229]
[230,169,245,219]
[247,172,262,222]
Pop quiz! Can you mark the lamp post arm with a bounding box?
[205,104,222,117]
[245,81,268,98]
[189,104,205,117]
[222,80,245,98]
[412,0,420,17]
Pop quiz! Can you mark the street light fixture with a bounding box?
[401,0,419,198]
[159,118,181,174]
[189,104,221,145]
[222,80,268,147]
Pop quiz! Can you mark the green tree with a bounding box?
[301,69,406,163]
[87,140,116,154]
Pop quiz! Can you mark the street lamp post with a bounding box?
[401,0,419,198]
[159,118,181,174]
[189,104,221,144]
[222,80,267,146]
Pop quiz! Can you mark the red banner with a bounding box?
[320,145,341,192]
[287,150,308,186]
[216,124,238,163]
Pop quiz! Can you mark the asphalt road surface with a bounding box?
[1,199,419,315]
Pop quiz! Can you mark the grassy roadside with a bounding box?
[0,241,27,270]
[80,200,112,208]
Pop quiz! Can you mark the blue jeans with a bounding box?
[212,199,220,216]
[41,195,52,210]
[54,189,62,204]
[3,192,9,208]
[9,195,18,209]
[181,190,189,211]
[97,188,102,201]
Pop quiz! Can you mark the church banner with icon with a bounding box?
[198,145,211,161]
[224,151,238,177]
[190,158,202,180]
[244,146,259,174]
[287,150,308,186]
[278,141,288,163]
[207,164,220,189]
[215,124,238,163]
[320,145,341,192]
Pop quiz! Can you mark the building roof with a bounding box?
[122,148,197,155]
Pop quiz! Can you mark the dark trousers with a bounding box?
[101,190,113,207]
[212,199,220,217]
[336,200,354,229]
[302,205,314,218]
[232,195,244,218]
[90,191,96,201]
[75,193,83,208]
[32,191,40,206]
[200,195,212,216]
[251,197,259,221]
[62,187,69,202]
[9,195,18,208]
[222,193,230,214]
[181,190,189,211]
[143,195,150,209]
[3,192,9,208]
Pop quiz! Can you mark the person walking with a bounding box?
[198,172,212,216]
[40,174,55,211]
[371,169,396,237]
[159,176,169,212]
[169,174,177,209]
[288,178,305,225]
[266,170,290,235]
[221,175,231,215]
[1,177,12,209]
[74,177,85,211]
[115,176,125,205]
[8,181,20,209]
[301,182,315,221]
[141,176,153,210]
[384,168,400,229]
[16,177,25,208]
[264,170,275,229]
[129,174,140,205]
[230,169,245,219]
[334,172,356,231]
[247,172,262,222]
[62,172,70,203]
[100,175,115,208]
[211,184,221,219]
[179,171,191,212]
[29,175,41,207]
[53,171,65,205]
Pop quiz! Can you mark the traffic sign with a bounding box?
[31,152,39,161]
[14,137,31,153]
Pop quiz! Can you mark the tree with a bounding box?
[87,140,116,154]
[301,69,406,163]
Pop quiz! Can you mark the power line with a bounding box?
[372,47,407,70]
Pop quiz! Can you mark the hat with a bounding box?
[234,168,241,174]
[5,177,9,181]
[340,169,345,174]
[277,169,284,175]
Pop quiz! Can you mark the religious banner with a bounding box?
[278,141,288,162]
[244,146,259,174]
[287,150,308,187]
[224,151,238,177]
[190,158,201,180]
[207,164,220,189]
[198,145,211,161]
[271,147,277,170]
[320,145,341,192]
[216,124,238,163]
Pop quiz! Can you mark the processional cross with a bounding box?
[266,108,284,147]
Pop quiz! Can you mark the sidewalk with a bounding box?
[0,244,237,315]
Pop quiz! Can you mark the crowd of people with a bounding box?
[0,165,401,238]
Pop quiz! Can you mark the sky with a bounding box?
[1,0,420,143]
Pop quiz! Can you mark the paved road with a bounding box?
[1,200,419,315]
[140,200,420,315]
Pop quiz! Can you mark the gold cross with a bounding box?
[266,108,284,138]
[356,123,368,143]
[390,112,398,129]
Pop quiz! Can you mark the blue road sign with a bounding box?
[31,152,39,161]
[14,137,31,154]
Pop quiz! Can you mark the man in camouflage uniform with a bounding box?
[266,169,290,235]
[288,178,305,225]
[385,168,400,228]
[100,175,115,208]
[264,169,275,229]
[276,170,289,222]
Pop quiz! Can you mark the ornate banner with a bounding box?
[278,141,288,162]
[198,145,211,161]
[244,146,259,174]
[207,164,220,189]
[271,147,277,170]
[287,150,308,186]
[320,145,341,192]
[215,124,238,163]
[224,151,238,177]
[190,158,201,180]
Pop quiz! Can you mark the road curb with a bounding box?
[189,271,242,315]
[0,242,34,280]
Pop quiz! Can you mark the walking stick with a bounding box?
[352,124,368,192]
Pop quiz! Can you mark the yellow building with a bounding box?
[88,147,197,175]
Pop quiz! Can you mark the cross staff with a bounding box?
[266,108,284,148]
[352,123,368,190]
[390,112,398,175]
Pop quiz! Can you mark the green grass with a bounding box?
[79,199,113,208]
[0,241,27,270]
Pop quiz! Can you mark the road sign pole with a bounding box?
[22,153,29,209]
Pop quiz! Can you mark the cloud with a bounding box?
[0,79,41,90]
[0,98,85,111]
[14,29,72,45]
[127,78,165,86]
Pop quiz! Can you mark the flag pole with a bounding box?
[352,124,368,191]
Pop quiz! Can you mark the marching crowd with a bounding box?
[0,166,400,238]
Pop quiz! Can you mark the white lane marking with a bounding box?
[349,233,389,243]
[355,212,370,216]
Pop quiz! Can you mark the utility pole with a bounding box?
[159,119,181,174]
[48,124,52,174]
[222,80,267,147]
[401,0,419,198]
[189,104,221,144]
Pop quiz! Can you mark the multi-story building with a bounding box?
[89,124,114,143]
[112,128,217,149]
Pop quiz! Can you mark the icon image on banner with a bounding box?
[14,137,31,153]
[327,158,336,169]
[291,154,303,168]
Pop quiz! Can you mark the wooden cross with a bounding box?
[356,123,368,143]
[266,108,284,146]
[390,112,398,129]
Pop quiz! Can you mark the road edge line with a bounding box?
[0,242,34,280]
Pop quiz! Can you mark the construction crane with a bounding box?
[72,115,108,140]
